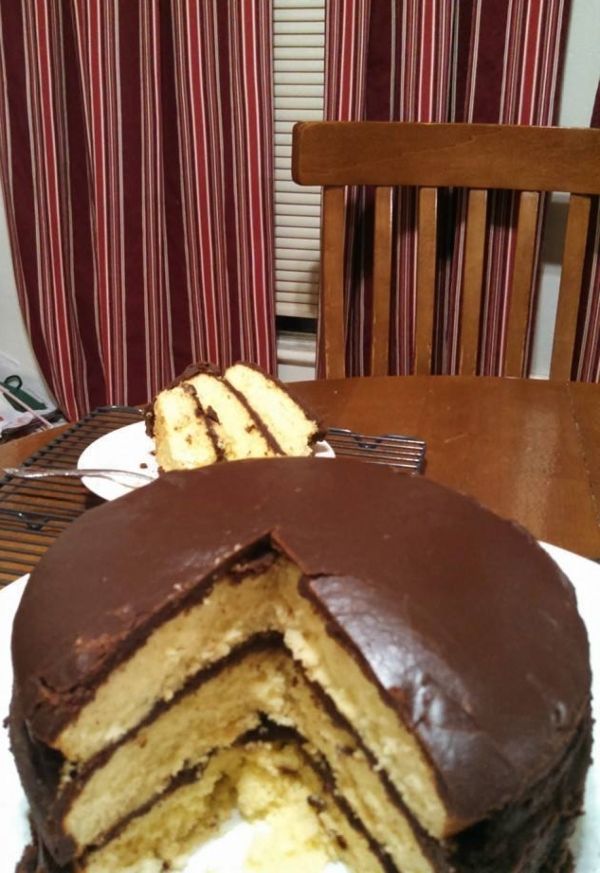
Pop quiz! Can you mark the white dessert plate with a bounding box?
[0,543,598,872]
[77,420,335,501]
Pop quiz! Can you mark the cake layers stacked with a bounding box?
[146,362,320,471]
[10,459,592,873]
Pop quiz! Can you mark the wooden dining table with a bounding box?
[0,375,598,576]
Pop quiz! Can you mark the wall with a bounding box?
[0,189,56,396]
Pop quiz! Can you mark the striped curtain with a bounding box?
[575,83,600,381]
[324,0,573,377]
[0,1,275,421]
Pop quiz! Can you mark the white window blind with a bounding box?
[273,0,325,319]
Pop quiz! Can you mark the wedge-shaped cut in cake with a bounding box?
[10,459,592,873]
[225,362,319,457]
[147,361,320,471]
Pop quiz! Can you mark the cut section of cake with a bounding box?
[10,459,592,872]
[146,361,320,471]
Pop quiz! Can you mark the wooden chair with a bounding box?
[291,122,600,379]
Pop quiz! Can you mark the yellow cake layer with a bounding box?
[62,648,434,873]
[185,371,278,460]
[55,559,447,839]
[81,742,384,873]
[152,385,217,471]
[225,363,318,456]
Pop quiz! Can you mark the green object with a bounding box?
[1,375,47,411]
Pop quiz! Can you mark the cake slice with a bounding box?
[147,363,283,471]
[147,361,321,472]
[225,362,320,457]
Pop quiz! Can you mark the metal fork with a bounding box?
[325,427,426,472]
[2,466,155,484]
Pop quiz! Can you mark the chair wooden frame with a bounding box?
[292,121,600,380]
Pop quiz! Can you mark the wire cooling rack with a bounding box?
[325,427,426,471]
[0,407,142,587]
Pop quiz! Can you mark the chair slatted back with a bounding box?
[292,122,600,379]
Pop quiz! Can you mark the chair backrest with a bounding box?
[291,122,600,379]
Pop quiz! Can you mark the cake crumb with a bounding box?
[236,749,334,873]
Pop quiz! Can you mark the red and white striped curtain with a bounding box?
[576,83,600,381]
[0,0,276,421]
[325,0,583,378]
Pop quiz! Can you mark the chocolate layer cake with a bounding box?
[10,459,592,872]
[146,362,320,471]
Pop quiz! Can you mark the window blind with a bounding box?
[273,0,325,319]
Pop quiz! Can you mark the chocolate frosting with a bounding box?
[11,458,591,830]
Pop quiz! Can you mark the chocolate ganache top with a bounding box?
[11,458,591,826]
